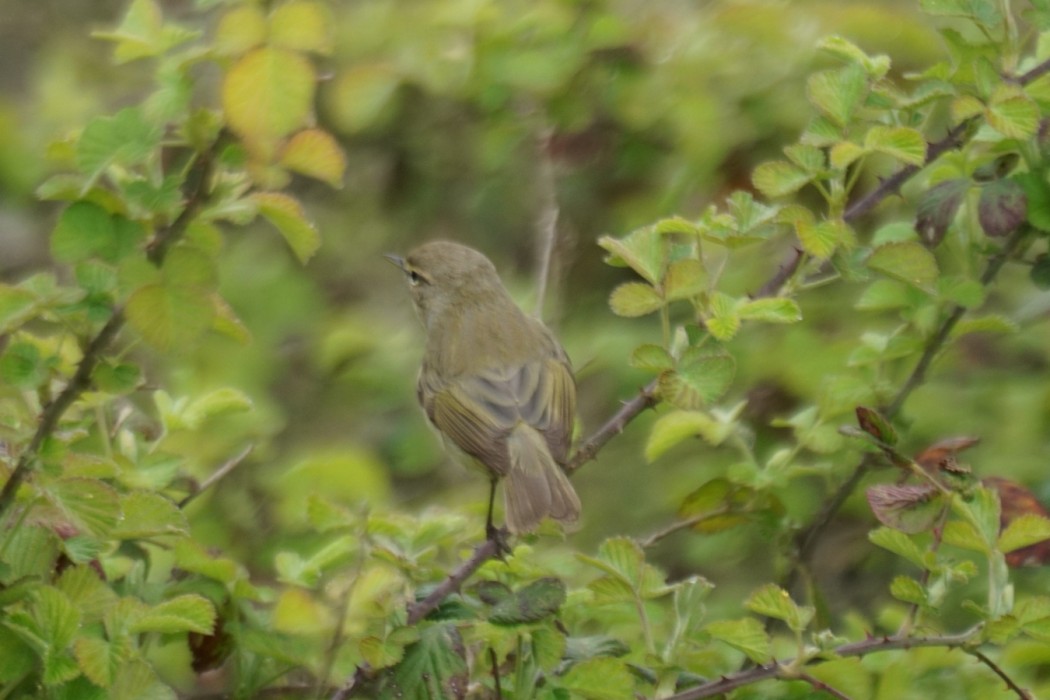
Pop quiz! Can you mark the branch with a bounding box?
[566,379,659,473]
[178,444,254,508]
[968,649,1035,700]
[405,536,502,625]
[0,309,125,515]
[666,631,993,700]
[0,150,214,519]
[792,671,854,700]
[533,124,560,317]
[788,224,1029,574]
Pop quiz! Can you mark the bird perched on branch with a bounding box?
[387,240,580,538]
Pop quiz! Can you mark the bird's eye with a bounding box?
[408,270,422,286]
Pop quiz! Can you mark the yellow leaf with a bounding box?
[214,5,267,56]
[270,1,334,55]
[222,47,316,154]
[280,128,346,188]
[252,192,321,263]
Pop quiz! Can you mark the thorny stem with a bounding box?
[0,150,214,519]
[789,225,1029,581]
[405,536,502,625]
[566,379,659,473]
[791,671,854,700]
[664,629,1034,700]
[178,444,254,508]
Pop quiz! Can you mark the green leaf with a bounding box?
[737,298,801,324]
[126,283,214,351]
[530,626,566,672]
[270,1,333,55]
[252,192,321,263]
[131,594,215,635]
[890,575,927,606]
[0,524,61,581]
[490,578,566,625]
[45,478,121,538]
[93,362,142,394]
[112,492,188,539]
[752,160,811,197]
[1031,255,1050,290]
[76,108,161,177]
[559,657,634,700]
[864,126,926,166]
[855,406,898,445]
[162,245,218,290]
[629,344,673,371]
[0,285,37,334]
[109,658,175,700]
[829,140,867,170]
[608,282,663,317]
[988,86,1039,139]
[745,583,813,632]
[999,514,1050,554]
[182,387,254,429]
[646,410,726,461]
[705,618,771,664]
[867,241,938,292]
[663,258,707,300]
[222,47,316,147]
[56,566,117,623]
[796,217,852,259]
[817,35,890,77]
[577,537,671,601]
[978,178,1028,237]
[706,292,740,341]
[956,487,1003,550]
[598,226,666,284]
[658,351,735,409]
[1015,171,1050,231]
[74,636,119,688]
[869,527,927,568]
[92,0,198,63]
[0,341,47,389]
[807,63,867,126]
[51,202,143,264]
[280,128,346,188]
[382,623,467,700]
[950,314,1018,338]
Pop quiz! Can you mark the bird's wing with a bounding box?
[419,354,576,474]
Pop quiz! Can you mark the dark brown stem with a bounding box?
[178,444,254,508]
[968,649,1034,700]
[406,537,502,625]
[0,309,125,516]
[792,671,854,700]
[666,631,996,700]
[0,150,214,520]
[566,379,659,473]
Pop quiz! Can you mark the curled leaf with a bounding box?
[866,483,945,533]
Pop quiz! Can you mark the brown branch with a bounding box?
[178,444,254,508]
[756,247,803,298]
[787,224,1030,576]
[0,309,126,515]
[406,536,502,625]
[667,631,987,700]
[792,671,854,700]
[968,649,1034,700]
[0,150,214,519]
[566,379,659,473]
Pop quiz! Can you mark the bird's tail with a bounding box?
[504,424,581,534]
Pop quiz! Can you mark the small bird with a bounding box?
[387,241,581,537]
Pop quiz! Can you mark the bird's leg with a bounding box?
[485,477,510,556]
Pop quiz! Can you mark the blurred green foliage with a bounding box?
[2,0,1050,697]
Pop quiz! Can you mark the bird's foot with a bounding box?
[486,524,512,558]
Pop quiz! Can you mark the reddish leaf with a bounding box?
[985,476,1050,567]
[978,178,1028,237]
[866,483,945,533]
[855,406,897,445]
[916,178,968,247]
[914,436,980,474]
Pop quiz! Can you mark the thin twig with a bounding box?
[489,647,503,699]
[0,150,215,519]
[406,536,502,625]
[789,225,1029,578]
[566,379,659,473]
[533,125,560,318]
[0,309,125,516]
[755,247,803,298]
[178,444,254,508]
[666,631,978,700]
[637,510,727,549]
[968,649,1034,700]
[791,671,854,700]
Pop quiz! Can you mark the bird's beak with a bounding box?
[383,253,405,270]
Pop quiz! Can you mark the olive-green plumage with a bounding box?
[389,241,580,534]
